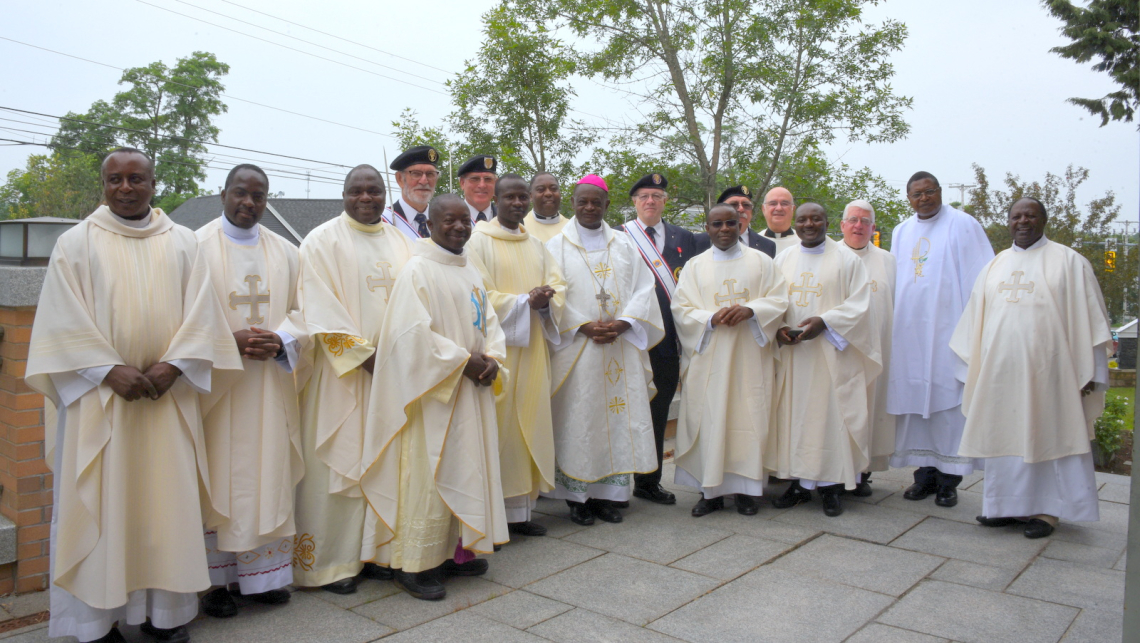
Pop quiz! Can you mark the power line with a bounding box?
[135,0,447,95]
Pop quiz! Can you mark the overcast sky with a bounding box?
[1,0,1136,229]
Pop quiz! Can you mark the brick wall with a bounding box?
[0,306,51,594]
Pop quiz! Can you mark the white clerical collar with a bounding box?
[534,210,560,223]
[915,205,946,224]
[799,241,826,255]
[468,200,492,223]
[763,227,795,239]
[712,242,743,261]
[221,214,260,246]
[398,197,426,217]
[114,209,152,228]
[1012,235,1048,252]
[575,219,607,251]
[843,240,869,255]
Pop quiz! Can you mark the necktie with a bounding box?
[646,225,658,251]
[477,211,488,223]
[414,213,429,238]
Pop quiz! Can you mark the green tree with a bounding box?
[448,2,593,178]
[391,108,461,195]
[521,0,911,209]
[1044,0,1139,126]
[0,151,103,220]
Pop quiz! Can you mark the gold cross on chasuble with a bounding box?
[229,275,270,324]
[790,272,823,307]
[998,271,1035,302]
[714,278,750,307]
[911,237,930,282]
[366,261,395,301]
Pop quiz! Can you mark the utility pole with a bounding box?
[306,171,311,199]
[947,183,976,206]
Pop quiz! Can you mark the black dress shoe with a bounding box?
[587,499,623,523]
[92,627,127,643]
[439,557,489,577]
[393,569,446,600]
[735,494,761,516]
[140,621,190,643]
[241,588,291,605]
[201,586,237,618]
[770,482,812,509]
[934,487,958,507]
[903,481,937,501]
[361,562,394,581]
[976,515,1021,528]
[508,521,548,536]
[691,495,724,517]
[568,501,595,526]
[819,486,844,517]
[611,500,630,508]
[851,473,873,498]
[322,576,357,595]
[1024,518,1055,539]
[633,484,677,505]
[494,544,502,552]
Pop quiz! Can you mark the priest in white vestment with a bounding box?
[293,166,414,595]
[545,175,664,526]
[840,199,897,496]
[889,171,994,508]
[25,149,242,643]
[360,194,508,601]
[759,187,800,254]
[523,172,569,243]
[468,174,566,537]
[672,205,788,518]
[951,198,1110,539]
[195,165,308,617]
[770,203,881,518]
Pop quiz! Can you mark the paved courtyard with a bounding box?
[0,463,1130,643]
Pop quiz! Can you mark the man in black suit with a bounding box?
[457,154,498,223]
[617,173,697,505]
[695,185,776,258]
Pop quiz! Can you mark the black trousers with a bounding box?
[913,466,963,490]
[635,345,679,488]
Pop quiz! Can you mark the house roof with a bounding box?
[167,195,343,246]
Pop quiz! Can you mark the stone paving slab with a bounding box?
[928,559,1019,592]
[1114,551,1127,571]
[890,517,1046,570]
[690,509,821,545]
[877,487,986,525]
[668,533,791,581]
[845,623,950,643]
[760,534,944,597]
[1059,608,1124,643]
[878,580,1079,643]
[528,608,685,643]
[563,513,732,565]
[1050,522,1128,552]
[0,594,47,620]
[1087,500,1130,534]
[192,591,393,643]
[1097,482,1130,504]
[1006,558,1126,612]
[379,611,548,642]
[350,576,511,631]
[649,567,893,643]
[526,553,719,626]
[1041,539,1124,569]
[468,589,572,630]
[300,577,402,609]
[771,496,927,544]
[481,536,605,589]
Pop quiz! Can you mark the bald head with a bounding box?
[761,187,795,234]
[344,164,382,189]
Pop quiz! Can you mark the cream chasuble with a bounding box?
[763,229,800,255]
[671,246,787,495]
[360,240,509,572]
[26,206,241,612]
[771,238,881,489]
[196,218,307,582]
[468,221,565,508]
[951,238,1112,463]
[843,242,897,471]
[545,222,664,490]
[293,213,413,586]
[523,210,570,243]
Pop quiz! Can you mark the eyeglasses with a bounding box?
[708,220,739,229]
[405,169,440,181]
[634,193,666,203]
[765,200,793,208]
[843,217,873,226]
[908,188,939,200]
[727,201,754,211]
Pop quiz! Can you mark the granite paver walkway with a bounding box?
[1,463,1129,642]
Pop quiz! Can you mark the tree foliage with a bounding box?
[1044,0,1139,126]
[520,0,911,209]
[0,151,103,220]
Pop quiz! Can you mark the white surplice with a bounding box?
[545,220,664,501]
[950,236,1110,521]
[888,204,994,474]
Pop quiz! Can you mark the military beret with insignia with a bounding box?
[716,185,753,203]
[457,154,497,177]
[390,145,440,171]
[629,172,668,197]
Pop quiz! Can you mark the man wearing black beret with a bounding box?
[695,185,776,257]
[458,154,498,224]
[385,145,442,240]
[616,172,696,505]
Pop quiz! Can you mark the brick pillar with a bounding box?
[0,305,51,594]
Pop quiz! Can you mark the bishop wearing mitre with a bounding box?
[672,204,788,518]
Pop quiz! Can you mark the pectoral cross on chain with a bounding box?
[366,261,396,301]
[229,275,270,324]
[596,290,612,313]
[998,271,1035,302]
[714,278,750,307]
[789,272,822,307]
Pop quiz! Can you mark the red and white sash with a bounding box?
[383,202,422,239]
[625,220,676,300]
